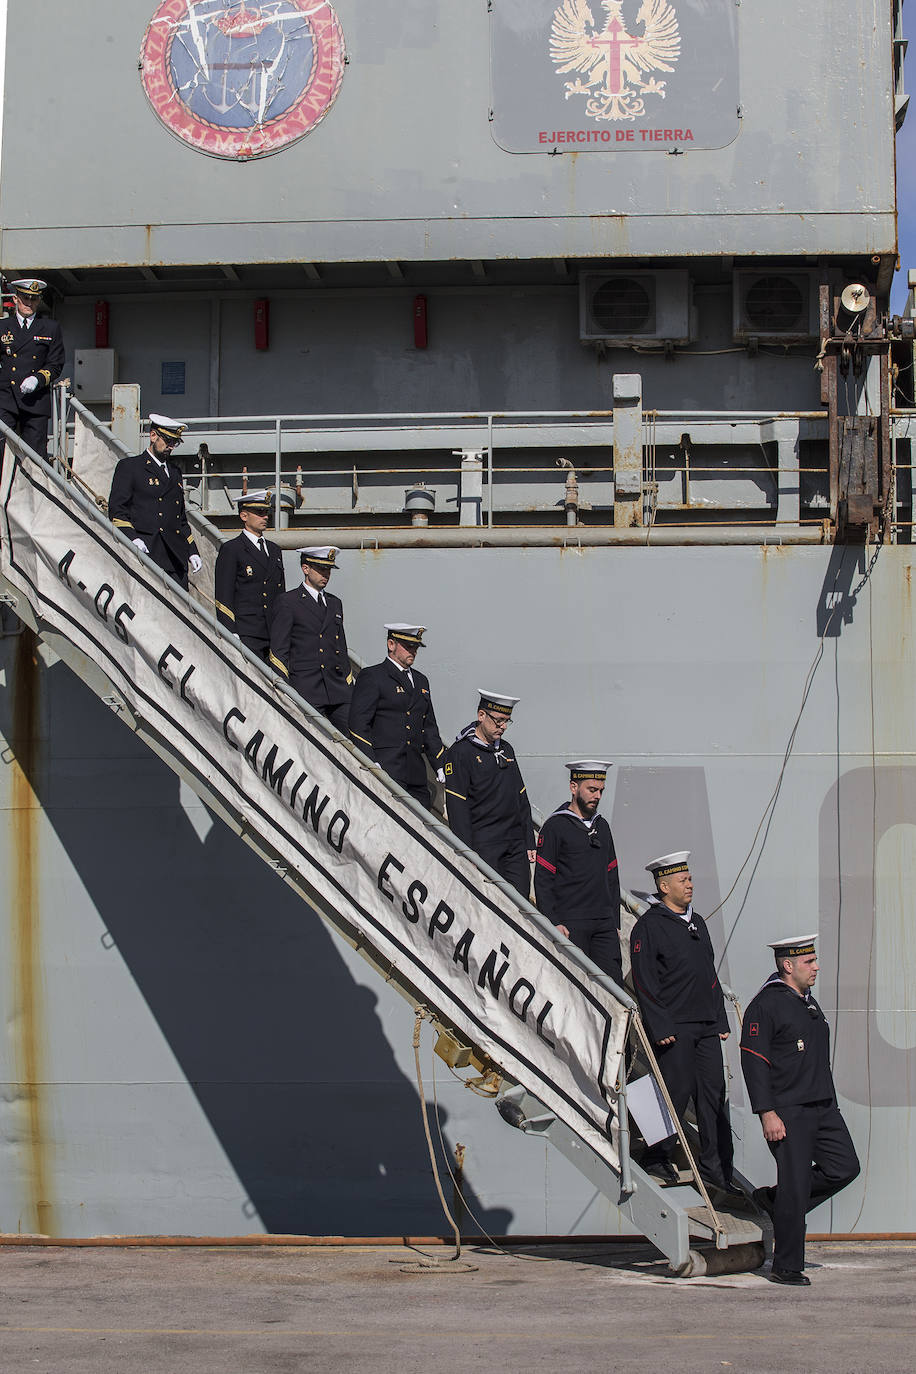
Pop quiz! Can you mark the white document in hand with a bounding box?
[626,1072,676,1146]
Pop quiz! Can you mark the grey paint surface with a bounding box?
[54,282,828,420]
[0,0,897,267]
[0,541,911,1236]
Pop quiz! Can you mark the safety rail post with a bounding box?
[273,417,282,530]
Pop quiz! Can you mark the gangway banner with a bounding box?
[1,451,629,1173]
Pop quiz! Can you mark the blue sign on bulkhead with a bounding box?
[490,0,739,154]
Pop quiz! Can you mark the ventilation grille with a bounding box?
[733,272,817,341]
[579,271,690,343]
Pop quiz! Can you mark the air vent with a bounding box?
[579,270,691,343]
[733,271,818,341]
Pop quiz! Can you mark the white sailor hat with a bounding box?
[566,759,613,781]
[477,690,519,716]
[299,545,340,570]
[148,413,187,441]
[237,489,272,512]
[9,278,47,299]
[646,851,691,879]
[769,934,818,958]
[385,624,426,647]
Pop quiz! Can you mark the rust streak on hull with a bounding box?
[9,627,54,1236]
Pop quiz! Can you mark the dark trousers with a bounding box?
[767,1100,860,1272]
[0,400,49,461]
[400,780,433,811]
[476,842,531,900]
[318,699,351,733]
[564,916,624,988]
[644,1022,733,1184]
[239,633,270,663]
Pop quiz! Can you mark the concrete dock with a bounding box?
[0,1240,912,1372]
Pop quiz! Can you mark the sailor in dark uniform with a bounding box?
[0,278,65,460]
[630,851,733,1188]
[108,414,202,590]
[534,760,623,986]
[443,691,535,897]
[741,934,860,1286]
[269,545,354,731]
[214,489,285,661]
[348,624,446,809]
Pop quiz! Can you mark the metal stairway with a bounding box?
[0,411,763,1277]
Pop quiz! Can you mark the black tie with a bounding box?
[258,538,267,556]
[406,670,414,688]
[319,592,327,607]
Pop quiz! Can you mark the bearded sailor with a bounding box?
[108,414,202,590]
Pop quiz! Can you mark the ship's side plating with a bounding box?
[0,0,912,1238]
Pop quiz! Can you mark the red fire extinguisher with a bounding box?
[413,294,428,350]
[95,301,110,349]
[254,298,270,351]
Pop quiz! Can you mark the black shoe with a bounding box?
[753,1186,776,1220]
[644,1159,680,1185]
[767,1268,810,1287]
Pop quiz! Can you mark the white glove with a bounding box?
[132,538,149,554]
[436,768,446,783]
[189,554,203,575]
[19,375,39,395]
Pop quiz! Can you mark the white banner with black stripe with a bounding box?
[0,449,629,1173]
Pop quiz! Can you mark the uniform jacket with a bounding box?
[0,313,65,418]
[534,805,620,926]
[269,586,353,708]
[629,900,728,1043]
[348,659,445,789]
[214,532,285,640]
[109,451,199,570]
[443,727,534,854]
[740,975,836,1113]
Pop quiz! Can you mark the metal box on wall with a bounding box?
[73,349,118,403]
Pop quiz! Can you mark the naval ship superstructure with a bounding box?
[0,1,912,1255]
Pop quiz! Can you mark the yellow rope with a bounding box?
[401,1007,477,1273]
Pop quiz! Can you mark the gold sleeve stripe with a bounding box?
[445,788,467,801]
[434,747,444,760]
[187,535,196,545]
[215,601,235,621]
[38,369,51,384]
[112,519,133,528]
[350,732,372,746]
[269,653,289,677]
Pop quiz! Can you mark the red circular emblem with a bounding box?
[140,1,346,161]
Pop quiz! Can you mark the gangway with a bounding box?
[0,415,763,1277]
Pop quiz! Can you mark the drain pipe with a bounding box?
[557,457,579,526]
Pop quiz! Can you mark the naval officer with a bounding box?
[108,414,202,590]
[629,852,733,1189]
[534,760,623,986]
[443,691,535,897]
[0,278,65,460]
[214,490,285,661]
[348,624,446,808]
[741,934,860,1286]
[269,546,354,731]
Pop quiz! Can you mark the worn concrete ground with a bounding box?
[0,1240,912,1373]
